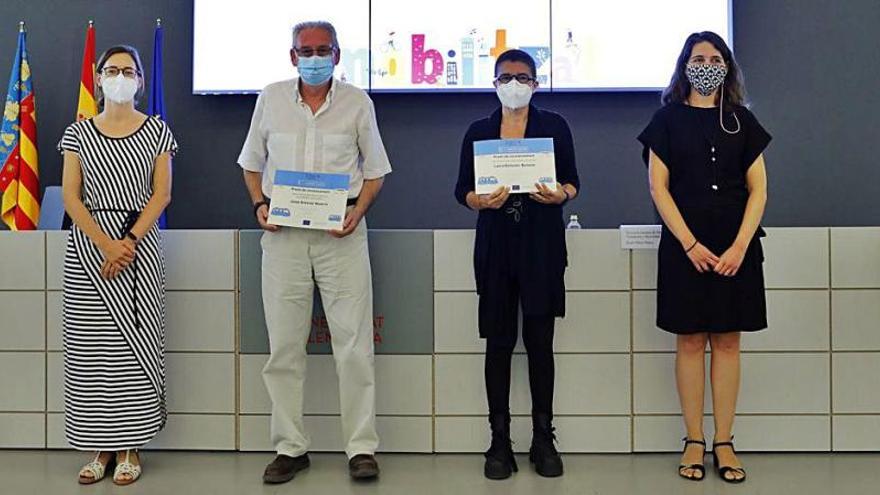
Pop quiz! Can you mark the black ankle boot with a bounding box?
[484,413,518,480]
[529,412,563,477]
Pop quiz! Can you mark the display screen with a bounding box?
[192,0,731,94]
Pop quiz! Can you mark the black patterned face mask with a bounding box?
[685,63,728,97]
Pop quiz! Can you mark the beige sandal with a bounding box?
[78,452,110,484]
[113,450,142,486]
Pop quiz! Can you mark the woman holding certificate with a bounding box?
[638,32,771,484]
[455,49,579,481]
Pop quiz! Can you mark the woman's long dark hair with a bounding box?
[95,45,145,109]
[661,31,746,110]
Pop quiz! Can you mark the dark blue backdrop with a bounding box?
[1,0,878,229]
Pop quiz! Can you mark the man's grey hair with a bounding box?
[292,21,339,49]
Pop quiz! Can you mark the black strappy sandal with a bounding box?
[678,437,706,481]
[712,437,746,483]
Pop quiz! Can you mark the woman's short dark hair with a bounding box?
[661,31,746,110]
[95,45,145,108]
[494,49,537,79]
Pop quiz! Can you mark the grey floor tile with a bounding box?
[0,451,877,495]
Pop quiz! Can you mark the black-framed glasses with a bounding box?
[294,46,335,57]
[101,66,140,78]
[495,73,535,84]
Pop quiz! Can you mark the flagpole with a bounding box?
[151,16,168,228]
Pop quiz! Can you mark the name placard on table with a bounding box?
[268,171,350,230]
[620,225,662,249]
[474,138,556,195]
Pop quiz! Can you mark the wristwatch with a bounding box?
[560,188,571,206]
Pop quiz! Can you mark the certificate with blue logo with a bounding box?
[473,138,556,195]
[268,171,350,230]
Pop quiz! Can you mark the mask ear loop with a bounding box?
[719,84,741,135]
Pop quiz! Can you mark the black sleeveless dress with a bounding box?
[638,103,771,334]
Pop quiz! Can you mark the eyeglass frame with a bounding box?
[100,66,141,78]
[494,72,537,85]
[292,45,338,58]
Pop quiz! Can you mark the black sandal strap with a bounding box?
[682,437,706,446]
[713,434,736,448]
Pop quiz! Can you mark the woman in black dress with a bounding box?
[638,32,770,483]
[455,49,579,480]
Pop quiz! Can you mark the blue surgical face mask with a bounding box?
[298,55,335,86]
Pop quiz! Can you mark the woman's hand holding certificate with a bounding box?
[529,182,568,205]
[474,186,511,210]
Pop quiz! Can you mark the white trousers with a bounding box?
[260,218,378,459]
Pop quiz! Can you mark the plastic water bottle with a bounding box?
[566,214,582,229]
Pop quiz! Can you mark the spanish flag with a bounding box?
[62,21,96,230]
[0,22,39,231]
[76,21,96,121]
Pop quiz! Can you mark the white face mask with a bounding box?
[496,80,533,109]
[101,74,139,104]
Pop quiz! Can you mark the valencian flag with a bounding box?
[77,21,97,121]
[0,22,40,231]
[149,19,168,228]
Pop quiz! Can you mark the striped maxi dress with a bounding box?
[57,116,177,450]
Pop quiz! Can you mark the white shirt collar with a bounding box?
[295,77,337,104]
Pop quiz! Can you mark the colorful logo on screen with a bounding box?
[377,29,549,87]
[477,176,499,185]
[271,207,290,217]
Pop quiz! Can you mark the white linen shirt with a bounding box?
[238,77,392,199]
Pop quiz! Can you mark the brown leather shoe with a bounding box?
[348,454,380,480]
[262,454,310,484]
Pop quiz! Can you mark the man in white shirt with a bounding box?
[238,20,391,484]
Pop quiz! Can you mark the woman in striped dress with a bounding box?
[59,45,176,486]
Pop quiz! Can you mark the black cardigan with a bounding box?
[455,105,580,337]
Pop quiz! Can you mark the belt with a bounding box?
[89,208,143,331]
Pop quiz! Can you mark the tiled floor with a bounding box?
[1,451,878,494]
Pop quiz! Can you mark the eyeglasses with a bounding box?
[101,66,140,78]
[294,46,335,57]
[495,73,535,84]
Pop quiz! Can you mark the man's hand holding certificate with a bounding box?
[268,170,350,230]
[474,138,557,195]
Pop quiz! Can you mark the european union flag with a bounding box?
[148,20,165,120]
[148,19,168,228]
